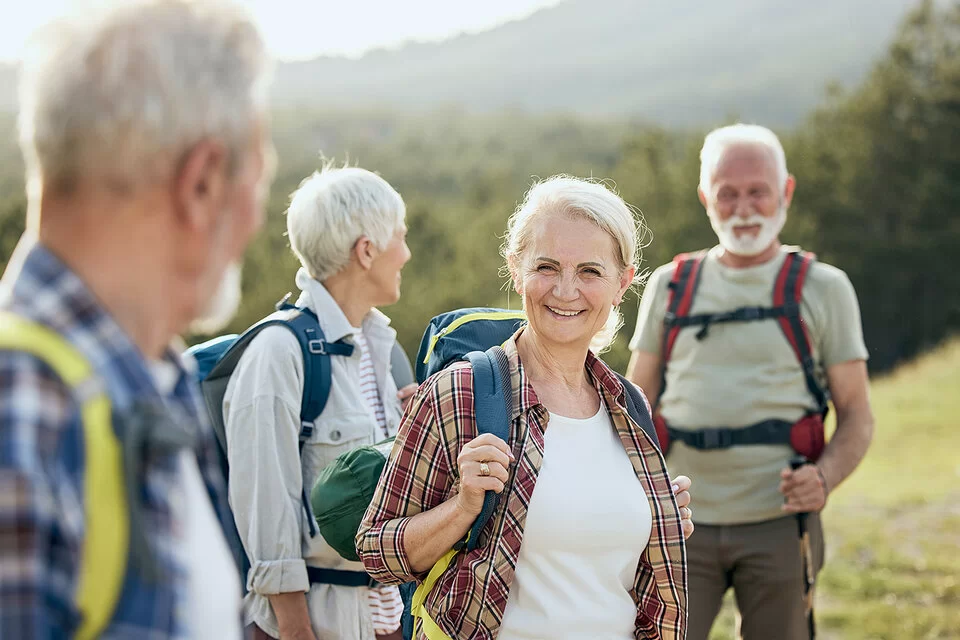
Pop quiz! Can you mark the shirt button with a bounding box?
[330,429,341,441]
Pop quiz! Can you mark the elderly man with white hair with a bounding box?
[627,124,874,639]
[222,165,414,640]
[0,1,273,638]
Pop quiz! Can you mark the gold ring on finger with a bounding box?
[479,461,491,477]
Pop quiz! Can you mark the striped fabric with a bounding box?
[358,331,688,639]
[354,330,403,634]
[354,331,389,439]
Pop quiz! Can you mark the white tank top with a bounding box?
[498,405,653,640]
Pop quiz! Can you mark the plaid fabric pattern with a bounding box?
[358,333,688,639]
[0,243,240,639]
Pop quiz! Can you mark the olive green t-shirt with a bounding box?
[629,245,868,524]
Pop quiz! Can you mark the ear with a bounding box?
[173,139,229,233]
[614,265,636,306]
[782,174,797,208]
[697,187,708,210]
[354,236,377,270]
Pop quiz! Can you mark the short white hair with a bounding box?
[18,0,271,196]
[286,165,406,282]
[503,175,646,353]
[699,124,788,195]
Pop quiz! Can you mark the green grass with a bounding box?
[708,339,960,640]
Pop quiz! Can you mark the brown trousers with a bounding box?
[686,514,825,640]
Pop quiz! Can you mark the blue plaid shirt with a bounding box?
[0,242,242,639]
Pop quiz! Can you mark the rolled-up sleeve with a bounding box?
[356,376,454,585]
[223,329,310,595]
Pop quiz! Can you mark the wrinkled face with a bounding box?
[367,222,411,308]
[189,123,275,334]
[512,213,633,351]
[704,143,788,256]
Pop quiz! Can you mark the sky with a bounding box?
[0,0,564,63]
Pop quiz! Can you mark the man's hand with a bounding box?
[672,475,694,540]
[780,463,828,513]
[397,383,417,411]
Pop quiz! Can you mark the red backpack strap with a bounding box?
[773,251,828,413]
[661,251,707,365]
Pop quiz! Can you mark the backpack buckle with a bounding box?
[300,422,314,441]
[308,339,329,355]
[740,306,762,321]
[698,428,733,450]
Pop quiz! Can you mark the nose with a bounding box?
[552,271,579,302]
[733,198,754,218]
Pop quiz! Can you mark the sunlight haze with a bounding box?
[0,0,563,62]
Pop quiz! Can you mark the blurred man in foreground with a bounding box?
[0,1,274,637]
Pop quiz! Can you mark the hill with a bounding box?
[1,0,915,126]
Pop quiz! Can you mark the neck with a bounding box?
[36,189,184,359]
[515,329,589,393]
[321,269,375,327]
[717,240,782,268]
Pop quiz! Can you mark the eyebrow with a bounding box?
[534,257,606,269]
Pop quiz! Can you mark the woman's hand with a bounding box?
[455,433,514,516]
[672,475,694,540]
[397,383,418,410]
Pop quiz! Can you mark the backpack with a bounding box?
[186,295,413,588]
[310,307,660,640]
[0,313,127,640]
[653,249,829,460]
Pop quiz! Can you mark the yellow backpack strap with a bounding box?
[0,312,128,640]
[410,546,461,640]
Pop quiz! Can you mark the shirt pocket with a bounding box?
[304,410,373,469]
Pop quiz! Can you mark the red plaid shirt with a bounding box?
[358,333,687,639]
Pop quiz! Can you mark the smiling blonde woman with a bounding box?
[358,176,691,640]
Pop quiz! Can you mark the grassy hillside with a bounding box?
[709,338,960,639]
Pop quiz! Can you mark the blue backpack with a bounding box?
[188,295,413,590]
[394,308,660,639]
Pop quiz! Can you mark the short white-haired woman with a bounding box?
[223,166,416,640]
[358,176,692,639]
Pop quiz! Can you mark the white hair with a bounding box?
[18,0,271,196]
[699,124,788,196]
[286,165,406,282]
[502,175,647,354]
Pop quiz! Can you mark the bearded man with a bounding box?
[626,124,874,640]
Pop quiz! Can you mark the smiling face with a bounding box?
[511,212,634,352]
[700,143,794,257]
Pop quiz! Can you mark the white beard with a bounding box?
[709,206,786,257]
[189,262,242,336]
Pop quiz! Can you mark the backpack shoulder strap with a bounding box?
[662,250,708,365]
[0,313,126,640]
[280,309,354,426]
[205,304,354,539]
[772,251,828,413]
[462,346,512,552]
[614,372,660,450]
